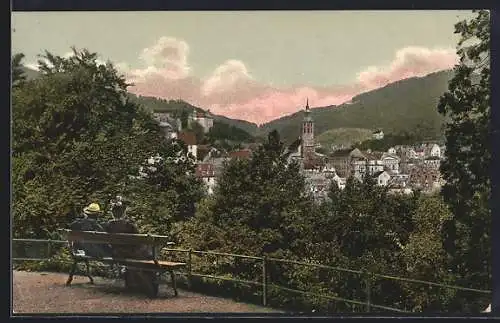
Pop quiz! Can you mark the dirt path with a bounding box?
[12,270,281,314]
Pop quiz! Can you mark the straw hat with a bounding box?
[83,203,102,215]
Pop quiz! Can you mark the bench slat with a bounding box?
[73,255,186,269]
[111,259,187,268]
[60,229,175,246]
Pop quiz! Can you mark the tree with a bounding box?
[437,10,491,294]
[190,120,206,144]
[11,53,26,87]
[399,195,456,312]
[125,150,205,235]
[179,131,315,256]
[306,176,419,311]
[206,121,255,144]
[12,48,201,238]
[180,109,190,130]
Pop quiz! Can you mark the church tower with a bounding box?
[301,98,315,160]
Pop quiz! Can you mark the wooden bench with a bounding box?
[59,229,186,298]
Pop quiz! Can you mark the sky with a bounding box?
[11,10,474,124]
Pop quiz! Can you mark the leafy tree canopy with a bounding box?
[437,10,491,291]
[12,48,202,238]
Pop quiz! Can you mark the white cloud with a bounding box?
[137,36,190,80]
[201,59,252,96]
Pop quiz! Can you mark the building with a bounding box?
[229,149,252,160]
[394,145,418,160]
[301,99,315,164]
[329,148,366,178]
[373,170,391,186]
[423,143,442,158]
[414,147,426,159]
[389,173,410,188]
[381,152,400,173]
[400,158,419,174]
[189,110,214,133]
[332,175,347,190]
[364,151,385,175]
[304,171,331,201]
[195,163,217,195]
[423,156,441,170]
[178,131,198,159]
[372,129,384,140]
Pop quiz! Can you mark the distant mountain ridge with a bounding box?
[19,66,454,145]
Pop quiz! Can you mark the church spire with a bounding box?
[303,98,312,122]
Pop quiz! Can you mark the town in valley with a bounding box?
[153,101,446,200]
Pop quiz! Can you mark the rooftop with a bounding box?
[229,149,252,160]
[178,131,197,145]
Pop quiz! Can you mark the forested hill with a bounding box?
[258,70,454,144]
[21,66,455,145]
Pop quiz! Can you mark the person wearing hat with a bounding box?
[69,202,112,258]
[104,195,155,294]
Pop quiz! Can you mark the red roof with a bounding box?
[178,131,197,145]
[195,163,216,178]
[229,149,252,159]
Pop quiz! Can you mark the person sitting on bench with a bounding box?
[104,195,152,259]
[69,202,112,258]
[104,195,155,291]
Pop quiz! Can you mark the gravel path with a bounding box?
[13,270,281,314]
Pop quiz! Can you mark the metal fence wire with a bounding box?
[12,239,491,313]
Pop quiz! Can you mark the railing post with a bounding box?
[262,256,268,306]
[47,239,52,259]
[187,249,193,289]
[365,276,371,313]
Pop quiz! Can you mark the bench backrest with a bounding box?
[59,229,175,247]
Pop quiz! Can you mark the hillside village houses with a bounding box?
[152,102,446,199]
[286,99,447,199]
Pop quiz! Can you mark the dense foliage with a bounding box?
[437,9,491,308]
[206,121,255,144]
[315,127,373,149]
[12,48,203,239]
[178,130,315,258]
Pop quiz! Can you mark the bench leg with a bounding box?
[145,270,159,298]
[66,260,78,286]
[84,260,94,284]
[170,270,178,297]
[132,269,159,298]
[124,268,131,289]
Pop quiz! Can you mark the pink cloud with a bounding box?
[116,38,459,124]
[356,46,459,90]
